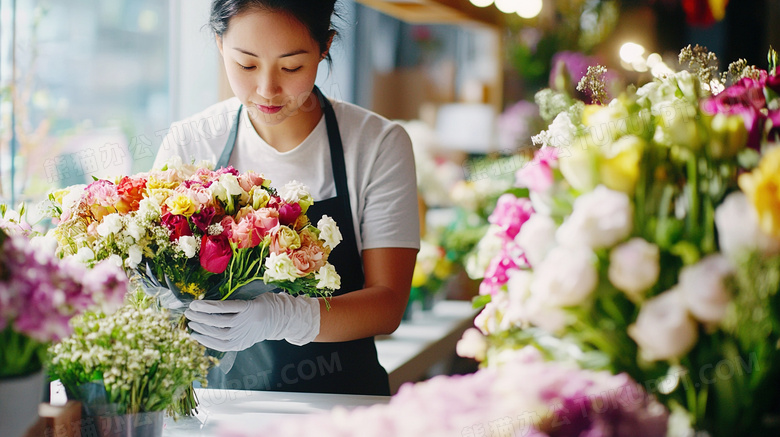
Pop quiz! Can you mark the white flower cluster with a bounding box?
[48,301,214,414]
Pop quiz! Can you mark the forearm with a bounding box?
[314,284,408,342]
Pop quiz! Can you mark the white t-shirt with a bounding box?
[153,96,420,252]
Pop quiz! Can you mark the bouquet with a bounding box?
[459,46,780,436]
[0,227,127,379]
[43,157,342,303]
[224,347,667,437]
[47,292,215,425]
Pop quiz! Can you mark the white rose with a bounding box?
[608,238,660,300]
[456,328,487,361]
[97,213,123,237]
[281,180,312,204]
[715,192,780,259]
[530,246,598,307]
[263,252,299,282]
[138,198,162,218]
[219,174,244,197]
[515,213,557,267]
[125,245,143,269]
[556,185,633,249]
[314,263,341,290]
[628,289,698,361]
[178,235,199,259]
[679,255,734,324]
[317,216,342,250]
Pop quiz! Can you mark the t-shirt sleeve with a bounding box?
[360,123,421,251]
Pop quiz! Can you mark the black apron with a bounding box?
[206,87,390,396]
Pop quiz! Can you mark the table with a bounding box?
[163,389,389,436]
[376,299,478,393]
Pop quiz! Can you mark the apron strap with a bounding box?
[313,86,358,250]
[217,106,243,169]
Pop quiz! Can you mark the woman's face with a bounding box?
[218,9,326,128]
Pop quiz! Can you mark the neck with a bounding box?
[249,93,323,153]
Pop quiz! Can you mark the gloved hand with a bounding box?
[184,292,321,352]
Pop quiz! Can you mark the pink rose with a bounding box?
[216,166,239,176]
[516,147,558,193]
[161,212,193,241]
[488,194,535,240]
[200,234,232,274]
[220,216,236,239]
[278,202,302,226]
[252,208,279,237]
[179,185,212,209]
[269,225,301,254]
[290,244,325,275]
[238,171,266,192]
[230,217,262,249]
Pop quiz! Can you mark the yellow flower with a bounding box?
[411,264,428,288]
[147,188,173,207]
[178,282,205,299]
[708,113,747,159]
[147,175,178,190]
[739,147,780,238]
[166,194,197,217]
[600,135,644,194]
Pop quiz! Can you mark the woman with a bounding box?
[153,0,419,396]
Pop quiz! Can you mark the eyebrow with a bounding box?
[231,47,309,58]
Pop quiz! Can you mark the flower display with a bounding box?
[47,293,215,416]
[222,348,667,437]
[0,228,127,378]
[463,47,780,436]
[43,157,341,302]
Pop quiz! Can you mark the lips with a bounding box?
[257,104,283,114]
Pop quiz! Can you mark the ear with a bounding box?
[216,34,224,56]
[321,30,336,61]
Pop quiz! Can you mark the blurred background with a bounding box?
[0,0,777,305]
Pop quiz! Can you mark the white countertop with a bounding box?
[163,389,389,435]
[161,299,478,436]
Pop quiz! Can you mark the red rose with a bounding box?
[200,234,232,274]
[161,212,193,241]
[278,203,302,226]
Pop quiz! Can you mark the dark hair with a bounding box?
[209,0,339,63]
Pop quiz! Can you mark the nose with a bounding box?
[256,71,281,101]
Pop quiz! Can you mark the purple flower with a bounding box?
[498,100,542,149]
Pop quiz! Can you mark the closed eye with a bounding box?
[238,63,256,71]
[283,66,302,73]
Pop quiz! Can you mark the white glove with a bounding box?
[184,293,321,352]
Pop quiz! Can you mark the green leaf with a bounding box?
[472,294,491,309]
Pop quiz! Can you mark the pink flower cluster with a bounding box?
[223,348,668,437]
[0,234,127,342]
[479,194,533,296]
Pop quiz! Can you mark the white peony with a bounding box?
[715,192,780,259]
[529,245,598,307]
[556,185,633,249]
[263,252,299,282]
[515,213,557,267]
[314,263,341,290]
[456,328,487,361]
[608,238,660,300]
[317,216,342,250]
[678,255,734,324]
[178,235,199,259]
[628,289,698,361]
[97,213,123,237]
